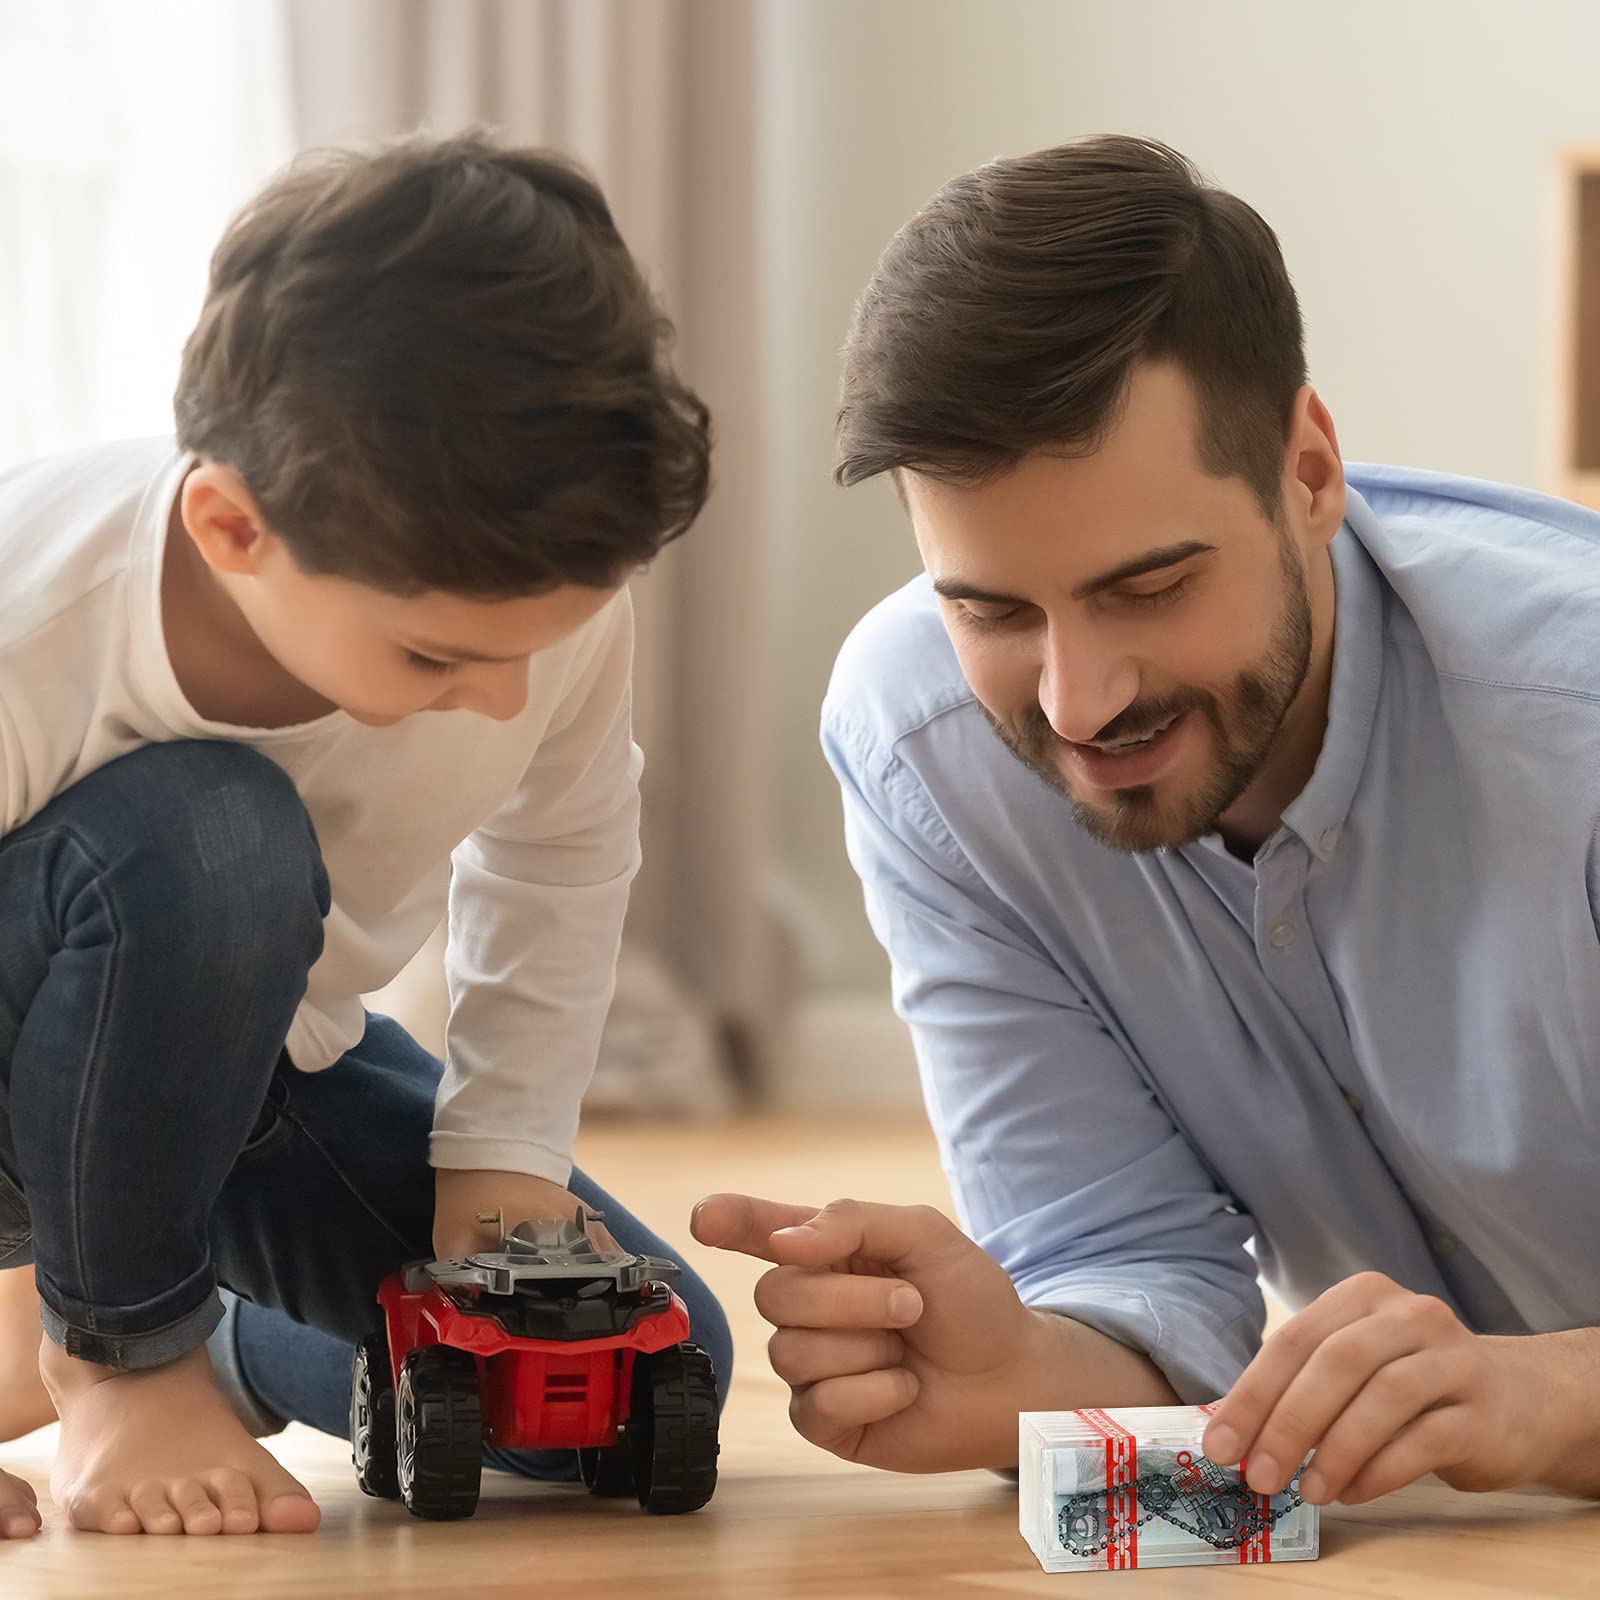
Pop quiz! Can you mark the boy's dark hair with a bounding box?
[835,136,1306,518]
[175,131,710,595]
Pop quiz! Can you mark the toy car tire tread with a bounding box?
[350,1333,401,1501]
[397,1345,483,1521]
[630,1341,719,1515]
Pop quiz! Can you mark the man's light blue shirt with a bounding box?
[821,466,1600,1402]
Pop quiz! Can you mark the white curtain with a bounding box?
[0,0,294,467]
[289,0,775,1114]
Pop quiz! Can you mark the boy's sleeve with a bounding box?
[822,709,1267,1404]
[0,676,24,838]
[430,590,643,1184]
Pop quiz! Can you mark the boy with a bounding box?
[0,131,730,1538]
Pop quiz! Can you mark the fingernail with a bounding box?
[1298,1469,1327,1504]
[1205,1424,1241,1463]
[4,1513,37,1537]
[888,1286,922,1323]
[1245,1453,1280,1493]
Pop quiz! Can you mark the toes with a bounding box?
[167,1478,223,1535]
[128,1481,183,1535]
[0,1473,41,1540]
[257,1486,320,1535]
[69,1486,140,1535]
[205,1469,259,1534]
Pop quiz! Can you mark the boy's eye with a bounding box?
[406,651,459,675]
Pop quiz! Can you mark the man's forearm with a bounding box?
[1026,1309,1182,1407]
[1514,1327,1600,1499]
[983,1310,1180,1467]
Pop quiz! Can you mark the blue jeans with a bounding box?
[0,740,730,1480]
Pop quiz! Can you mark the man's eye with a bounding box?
[1121,576,1192,609]
[406,652,459,675]
[958,603,1024,628]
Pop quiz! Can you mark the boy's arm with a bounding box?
[428,589,642,1249]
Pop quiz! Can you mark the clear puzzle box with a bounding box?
[1019,1406,1320,1573]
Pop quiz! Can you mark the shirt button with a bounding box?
[1342,1088,1364,1117]
[1431,1230,1460,1257]
[1269,920,1297,950]
[1319,827,1341,854]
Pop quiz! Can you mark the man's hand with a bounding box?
[1201,1271,1552,1505]
[690,1192,1175,1474]
[432,1168,618,1263]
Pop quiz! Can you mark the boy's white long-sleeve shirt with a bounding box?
[0,438,643,1185]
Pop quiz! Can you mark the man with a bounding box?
[693,135,1600,1507]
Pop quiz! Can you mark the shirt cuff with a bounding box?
[1023,1277,1260,1405]
[427,1130,574,1188]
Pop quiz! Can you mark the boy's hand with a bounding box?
[689,1192,1058,1473]
[432,1168,618,1262]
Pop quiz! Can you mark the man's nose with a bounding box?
[1036,618,1138,744]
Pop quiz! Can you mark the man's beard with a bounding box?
[982,548,1314,855]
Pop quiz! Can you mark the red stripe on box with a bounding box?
[1192,1404,1273,1562]
[1238,1491,1274,1563]
[1075,1409,1139,1570]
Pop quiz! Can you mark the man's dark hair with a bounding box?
[835,136,1306,517]
[175,131,710,595]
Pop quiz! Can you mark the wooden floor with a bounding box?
[3,1114,1599,1597]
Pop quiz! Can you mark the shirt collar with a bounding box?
[1278,494,1386,863]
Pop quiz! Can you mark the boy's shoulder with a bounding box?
[0,437,178,653]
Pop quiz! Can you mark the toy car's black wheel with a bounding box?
[397,1345,483,1521]
[350,1334,401,1500]
[577,1441,637,1498]
[629,1342,719,1514]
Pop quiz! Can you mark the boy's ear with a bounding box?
[179,461,274,576]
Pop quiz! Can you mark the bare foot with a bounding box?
[39,1335,320,1535]
[0,1268,55,1440]
[0,1467,41,1539]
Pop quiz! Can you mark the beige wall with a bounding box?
[759,0,1600,1047]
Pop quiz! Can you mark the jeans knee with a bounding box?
[686,1277,734,1409]
[56,741,329,967]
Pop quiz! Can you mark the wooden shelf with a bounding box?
[1554,149,1600,497]
[1562,471,1600,513]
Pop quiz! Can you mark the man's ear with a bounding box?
[178,462,273,577]
[1285,385,1345,551]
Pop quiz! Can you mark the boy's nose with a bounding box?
[472,662,530,722]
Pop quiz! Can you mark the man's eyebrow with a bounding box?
[930,578,1026,605]
[932,541,1216,608]
[402,639,526,664]
[1071,541,1216,600]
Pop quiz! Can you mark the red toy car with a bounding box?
[350,1207,719,1520]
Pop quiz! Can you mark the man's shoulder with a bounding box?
[821,572,978,773]
[1348,463,1600,703]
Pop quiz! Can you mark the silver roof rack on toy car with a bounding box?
[402,1206,682,1297]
